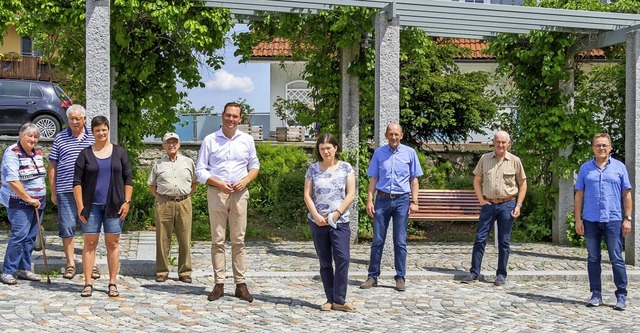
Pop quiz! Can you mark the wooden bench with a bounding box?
[409,189,497,247]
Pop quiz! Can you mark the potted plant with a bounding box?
[273,96,315,142]
[4,52,22,62]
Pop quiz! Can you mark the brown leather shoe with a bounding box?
[155,275,168,283]
[207,284,224,301]
[179,275,192,283]
[234,283,254,302]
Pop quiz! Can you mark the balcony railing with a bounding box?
[0,56,58,81]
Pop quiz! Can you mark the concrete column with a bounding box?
[340,44,360,244]
[374,12,400,146]
[86,0,111,132]
[553,67,574,245]
[625,30,640,265]
[374,12,400,267]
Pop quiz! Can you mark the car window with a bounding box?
[30,83,43,98]
[0,81,31,98]
[53,84,70,102]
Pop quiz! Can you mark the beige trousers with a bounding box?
[154,197,193,277]
[207,186,249,284]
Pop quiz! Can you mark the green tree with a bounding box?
[13,0,233,158]
[0,0,20,41]
[487,0,637,241]
[234,8,496,144]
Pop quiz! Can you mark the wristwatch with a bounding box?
[625,216,632,221]
[412,200,419,205]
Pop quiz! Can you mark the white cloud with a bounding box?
[204,69,254,93]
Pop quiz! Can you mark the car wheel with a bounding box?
[33,115,61,139]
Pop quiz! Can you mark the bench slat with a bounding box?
[409,189,480,222]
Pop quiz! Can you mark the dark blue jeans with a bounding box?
[309,221,351,305]
[367,193,410,281]
[470,200,515,277]
[583,220,627,297]
[3,207,43,275]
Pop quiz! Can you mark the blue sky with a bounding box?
[182,25,271,114]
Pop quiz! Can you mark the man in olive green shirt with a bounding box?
[148,133,197,283]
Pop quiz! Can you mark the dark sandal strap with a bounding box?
[107,283,119,297]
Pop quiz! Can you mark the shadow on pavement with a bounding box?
[140,283,210,296]
[265,245,369,265]
[509,292,583,305]
[511,250,583,262]
[253,293,317,309]
[27,280,83,294]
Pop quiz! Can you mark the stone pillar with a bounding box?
[86,0,111,133]
[625,30,640,265]
[553,66,574,245]
[340,44,360,244]
[374,12,400,267]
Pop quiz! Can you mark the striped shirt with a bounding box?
[473,151,526,199]
[49,127,95,193]
[0,143,47,208]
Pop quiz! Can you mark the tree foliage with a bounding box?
[234,7,496,145]
[488,0,637,241]
[10,0,232,159]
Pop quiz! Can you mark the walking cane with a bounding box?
[35,206,51,284]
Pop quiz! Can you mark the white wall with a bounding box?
[269,62,306,132]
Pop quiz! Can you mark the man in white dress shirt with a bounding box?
[196,102,260,302]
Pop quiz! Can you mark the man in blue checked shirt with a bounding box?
[360,123,423,292]
[574,133,632,311]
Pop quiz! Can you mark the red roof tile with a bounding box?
[251,38,604,60]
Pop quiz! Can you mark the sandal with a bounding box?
[91,266,100,280]
[17,270,41,281]
[63,266,76,279]
[107,283,120,297]
[0,273,17,285]
[80,284,93,297]
[320,302,332,311]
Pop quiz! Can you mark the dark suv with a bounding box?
[0,79,71,139]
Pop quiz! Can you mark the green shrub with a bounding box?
[125,168,155,231]
[191,183,211,240]
[252,143,309,213]
[565,212,586,247]
[511,183,553,242]
[271,168,307,226]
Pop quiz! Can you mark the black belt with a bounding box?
[483,195,516,204]
[159,194,189,202]
[377,191,408,199]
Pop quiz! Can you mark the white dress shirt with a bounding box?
[195,128,260,184]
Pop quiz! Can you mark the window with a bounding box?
[285,80,312,105]
[0,82,31,98]
[21,36,33,56]
[29,83,43,98]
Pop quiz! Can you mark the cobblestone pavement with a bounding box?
[0,232,639,332]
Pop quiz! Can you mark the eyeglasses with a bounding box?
[593,144,610,149]
[163,141,179,146]
[68,117,85,122]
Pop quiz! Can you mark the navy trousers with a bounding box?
[309,221,351,305]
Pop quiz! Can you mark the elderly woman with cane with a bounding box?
[0,123,46,285]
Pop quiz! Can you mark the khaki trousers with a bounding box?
[155,196,193,277]
[207,186,249,284]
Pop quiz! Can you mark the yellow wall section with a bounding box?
[0,26,21,54]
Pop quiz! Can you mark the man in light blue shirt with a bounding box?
[360,123,422,291]
[574,133,632,311]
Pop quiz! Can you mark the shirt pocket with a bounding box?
[503,172,516,187]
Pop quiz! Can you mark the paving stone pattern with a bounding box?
[0,232,639,332]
